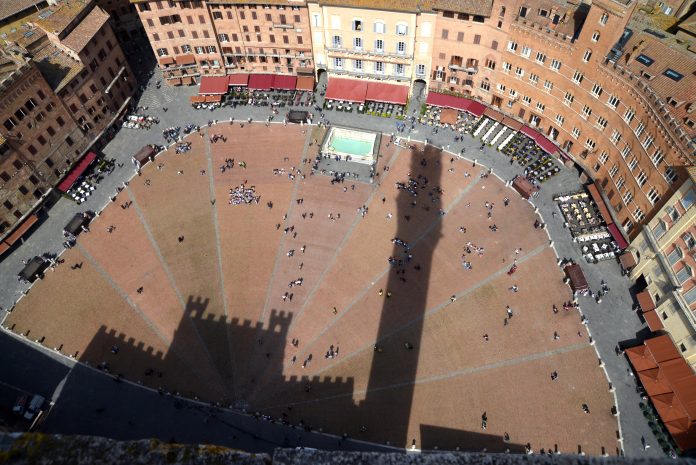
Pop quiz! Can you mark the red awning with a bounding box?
[325,77,368,103]
[296,76,314,91]
[3,214,38,246]
[466,101,486,117]
[502,116,523,131]
[228,74,249,86]
[520,125,538,139]
[57,152,97,193]
[175,54,195,66]
[587,183,613,226]
[620,250,638,269]
[205,95,222,103]
[483,107,504,122]
[637,290,656,312]
[535,135,559,155]
[426,92,470,111]
[199,76,229,95]
[607,223,628,249]
[273,74,297,90]
[158,56,174,66]
[365,82,409,105]
[248,74,275,90]
[0,241,9,256]
[644,310,665,331]
[190,95,206,103]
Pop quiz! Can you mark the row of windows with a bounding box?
[329,36,407,55]
[332,57,411,76]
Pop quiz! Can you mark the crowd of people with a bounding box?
[228,183,260,206]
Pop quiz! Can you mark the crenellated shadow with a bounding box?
[57,143,517,453]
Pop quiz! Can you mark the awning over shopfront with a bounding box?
[501,116,523,131]
[296,76,314,91]
[190,95,206,103]
[425,92,486,116]
[205,95,222,103]
[626,345,659,372]
[158,56,174,66]
[170,78,182,86]
[586,182,613,226]
[57,152,97,193]
[467,100,486,117]
[637,289,656,312]
[643,309,665,331]
[483,107,504,122]
[181,76,195,86]
[228,73,249,86]
[365,82,409,105]
[175,54,195,66]
[520,125,538,139]
[199,76,229,95]
[619,250,637,269]
[325,78,368,103]
[248,74,275,90]
[273,74,297,90]
[535,135,559,155]
[426,92,469,111]
[2,214,38,247]
[608,223,628,249]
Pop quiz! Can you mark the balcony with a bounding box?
[326,48,413,62]
[447,64,478,74]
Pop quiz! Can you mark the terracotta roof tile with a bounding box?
[33,0,92,37]
[61,6,109,53]
[32,43,83,91]
[430,0,493,16]
[314,0,424,13]
[0,0,44,22]
[623,31,696,139]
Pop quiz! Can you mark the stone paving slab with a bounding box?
[0,66,664,456]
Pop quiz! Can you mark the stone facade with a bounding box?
[134,0,313,84]
[0,0,136,242]
[628,167,696,368]
[0,62,90,237]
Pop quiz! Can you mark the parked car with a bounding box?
[23,395,45,420]
[12,395,28,415]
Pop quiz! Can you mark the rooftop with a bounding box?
[429,0,493,17]
[621,31,696,139]
[312,0,424,14]
[32,0,93,37]
[32,43,83,91]
[513,0,587,39]
[206,0,306,5]
[61,5,109,53]
[0,0,45,23]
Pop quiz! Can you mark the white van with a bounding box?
[23,395,45,420]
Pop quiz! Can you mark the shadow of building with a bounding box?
[74,142,518,453]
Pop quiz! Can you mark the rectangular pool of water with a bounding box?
[323,127,377,164]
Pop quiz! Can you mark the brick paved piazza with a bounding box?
[6,123,619,454]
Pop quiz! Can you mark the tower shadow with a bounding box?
[68,144,521,452]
